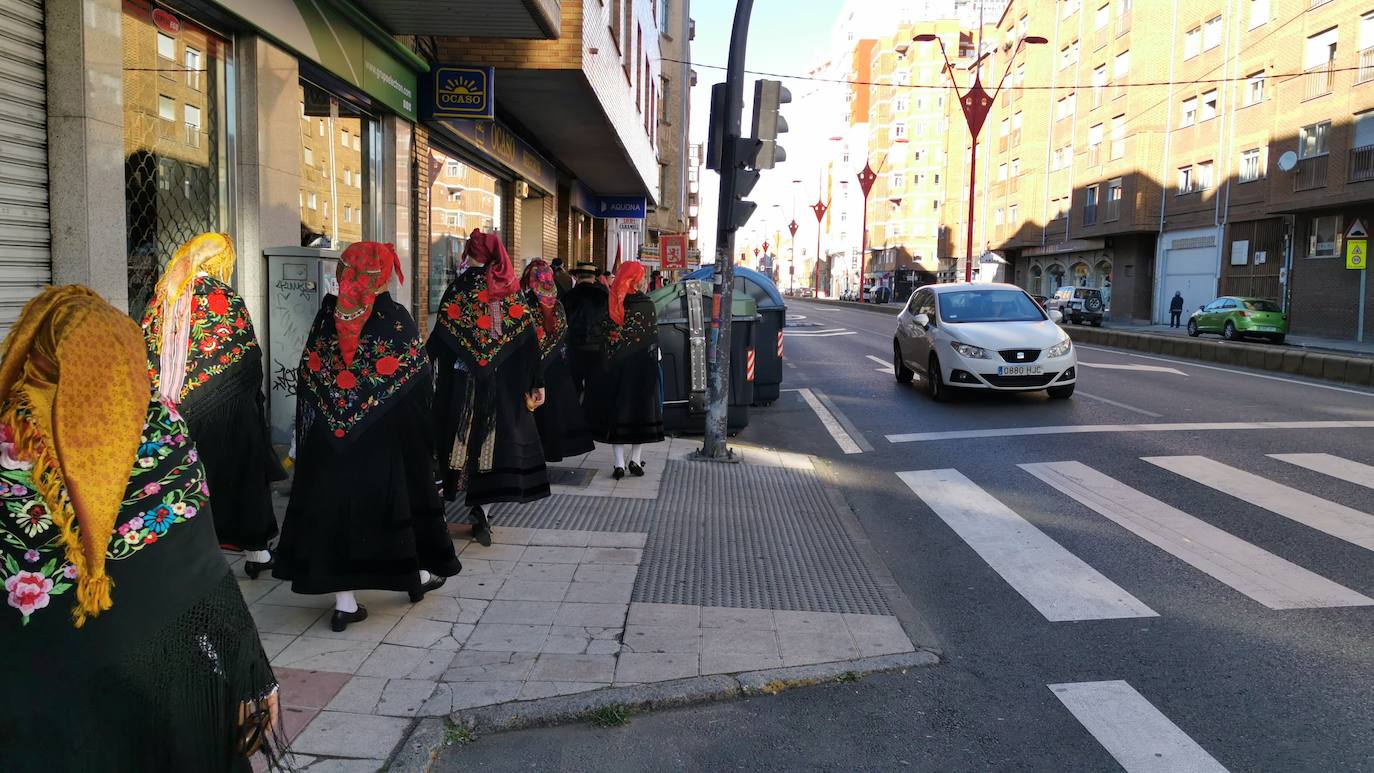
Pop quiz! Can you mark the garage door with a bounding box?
[0,0,51,337]
[1156,245,1219,324]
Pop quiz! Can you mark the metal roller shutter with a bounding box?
[0,0,50,337]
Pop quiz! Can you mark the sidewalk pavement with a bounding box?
[1102,319,1374,359]
[242,440,928,771]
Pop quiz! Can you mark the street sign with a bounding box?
[1349,238,1368,270]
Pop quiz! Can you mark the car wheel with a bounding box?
[1186,319,1199,337]
[893,341,914,384]
[1047,383,1075,400]
[927,355,951,402]
[1223,321,1238,341]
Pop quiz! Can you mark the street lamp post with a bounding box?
[856,162,877,301]
[914,31,1046,283]
[810,196,827,298]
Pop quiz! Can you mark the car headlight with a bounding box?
[1046,337,1072,358]
[950,341,991,359]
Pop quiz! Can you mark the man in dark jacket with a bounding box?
[1169,291,1185,328]
[551,258,575,295]
[561,261,609,401]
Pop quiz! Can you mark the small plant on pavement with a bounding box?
[835,671,862,684]
[587,704,632,728]
[444,718,477,746]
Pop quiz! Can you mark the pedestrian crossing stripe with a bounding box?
[1051,680,1231,773]
[899,454,1374,620]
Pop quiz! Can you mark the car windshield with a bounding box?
[1242,299,1281,312]
[937,289,1046,323]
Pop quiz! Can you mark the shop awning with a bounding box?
[352,0,559,38]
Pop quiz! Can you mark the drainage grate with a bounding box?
[546,466,596,488]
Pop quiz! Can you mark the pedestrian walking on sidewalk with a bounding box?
[523,260,596,463]
[0,286,286,772]
[274,242,459,632]
[561,260,610,402]
[140,233,286,580]
[1170,291,1185,328]
[551,257,575,295]
[585,261,665,479]
[430,230,550,547]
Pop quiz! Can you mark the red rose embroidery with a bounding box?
[307,352,322,372]
[609,331,621,342]
[535,327,546,341]
[478,359,489,366]
[509,304,526,319]
[476,315,493,330]
[445,304,461,320]
[207,290,229,315]
[376,356,400,376]
[334,429,345,438]
[335,371,358,389]
[477,290,491,303]
[235,318,247,330]
[213,324,233,338]
[199,338,218,354]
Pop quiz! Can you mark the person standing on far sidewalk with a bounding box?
[551,258,575,295]
[1170,291,1185,328]
[523,259,595,463]
[585,261,665,480]
[430,230,550,547]
[274,242,459,632]
[561,261,610,401]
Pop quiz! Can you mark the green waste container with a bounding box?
[652,280,758,434]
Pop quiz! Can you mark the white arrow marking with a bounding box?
[867,354,895,374]
[1079,362,1188,376]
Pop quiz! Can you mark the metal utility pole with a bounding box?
[701,0,754,460]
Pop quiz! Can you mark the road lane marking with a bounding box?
[1144,456,1374,552]
[1050,681,1230,773]
[898,469,1157,622]
[797,388,863,454]
[1079,361,1189,376]
[1074,391,1165,418]
[1076,344,1374,398]
[866,354,895,374]
[1270,453,1374,490]
[813,389,874,452]
[786,329,858,337]
[886,420,1374,444]
[1022,462,1373,609]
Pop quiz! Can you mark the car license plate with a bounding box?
[1256,326,1276,332]
[998,365,1044,376]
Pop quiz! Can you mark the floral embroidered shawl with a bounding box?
[603,292,658,363]
[142,276,260,407]
[430,268,535,373]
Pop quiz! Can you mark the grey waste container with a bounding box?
[652,280,758,434]
[682,265,786,405]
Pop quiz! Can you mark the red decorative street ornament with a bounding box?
[788,220,799,238]
[856,163,876,302]
[762,241,769,253]
[811,199,829,297]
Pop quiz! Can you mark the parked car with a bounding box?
[1047,286,1106,326]
[1030,294,1050,310]
[894,283,1077,401]
[863,286,892,304]
[1187,296,1288,343]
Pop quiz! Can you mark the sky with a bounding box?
[688,0,849,263]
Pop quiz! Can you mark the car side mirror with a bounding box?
[914,313,930,328]
[1048,309,1064,323]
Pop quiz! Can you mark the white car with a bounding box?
[893,283,1077,401]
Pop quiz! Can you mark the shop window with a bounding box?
[1310,215,1339,257]
[298,79,380,249]
[427,145,504,312]
[124,4,231,316]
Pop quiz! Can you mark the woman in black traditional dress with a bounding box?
[522,259,595,462]
[586,261,665,479]
[274,242,459,632]
[141,233,285,579]
[430,230,550,547]
[0,286,285,772]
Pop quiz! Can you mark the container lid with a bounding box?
[652,280,759,323]
[681,265,786,310]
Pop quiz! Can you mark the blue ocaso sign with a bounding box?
[422,65,495,121]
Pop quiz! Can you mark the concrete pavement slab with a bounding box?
[272,636,376,674]
[356,644,455,681]
[528,653,618,683]
[291,711,410,759]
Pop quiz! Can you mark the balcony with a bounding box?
[1293,154,1329,191]
[1083,204,1098,226]
[1303,64,1334,100]
[1116,12,1131,36]
[1104,197,1121,221]
[1310,0,1333,7]
[1008,176,1019,193]
[1350,144,1374,182]
[1359,47,1374,85]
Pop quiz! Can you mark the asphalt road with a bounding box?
[435,299,1374,772]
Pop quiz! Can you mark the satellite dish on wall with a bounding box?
[1277,151,1298,172]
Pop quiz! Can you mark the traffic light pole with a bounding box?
[700,0,754,461]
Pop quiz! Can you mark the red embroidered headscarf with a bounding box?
[608,261,646,326]
[336,242,403,367]
[520,259,559,333]
[463,229,519,301]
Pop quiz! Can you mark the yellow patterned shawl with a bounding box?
[0,286,150,626]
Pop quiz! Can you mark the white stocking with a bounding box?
[630,444,644,465]
[334,591,359,613]
[419,569,433,585]
[245,549,271,563]
[613,444,626,468]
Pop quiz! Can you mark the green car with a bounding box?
[1187,296,1288,343]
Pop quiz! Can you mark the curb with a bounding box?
[1062,326,1374,388]
[809,298,902,316]
[386,652,938,772]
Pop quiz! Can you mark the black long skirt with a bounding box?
[182,362,285,551]
[435,336,551,508]
[534,346,595,462]
[273,392,461,595]
[588,347,665,445]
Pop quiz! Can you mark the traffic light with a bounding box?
[730,166,760,229]
[750,79,790,170]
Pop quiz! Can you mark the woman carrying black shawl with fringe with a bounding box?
[430,230,550,547]
[522,259,595,463]
[141,233,285,579]
[273,242,459,632]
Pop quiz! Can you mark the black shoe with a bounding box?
[627,461,645,477]
[410,575,447,603]
[244,552,274,580]
[330,605,368,632]
[613,466,626,480]
[470,506,492,547]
